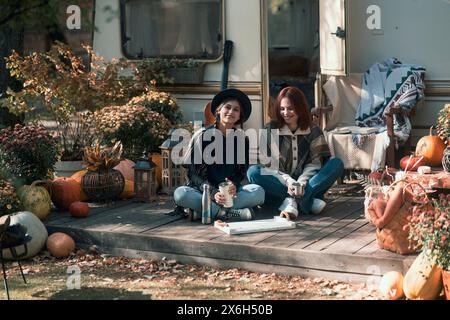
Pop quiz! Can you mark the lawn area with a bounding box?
[2,248,382,300]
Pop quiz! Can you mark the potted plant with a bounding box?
[81,141,125,202]
[0,124,60,185]
[88,104,170,161]
[409,194,450,299]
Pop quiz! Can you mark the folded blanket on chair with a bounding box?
[355,58,426,128]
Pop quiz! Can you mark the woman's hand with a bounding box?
[287,184,296,197]
[225,178,237,197]
[214,192,226,205]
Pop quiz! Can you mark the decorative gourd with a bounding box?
[114,159,135,182]
[50,177,81,211]
[379,271,404,300]
[120,180,135,199]
[400,156,425,171]
[70,170,89,201]
[69,202,90,218]
[1,211,48,260]
[46,232,75,258]
[17,181,52,220]
[415,127,446,166]
[403,251,443,300]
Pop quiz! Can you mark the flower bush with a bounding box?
[409,194,450,270]
[0,124,60,185]
[0,178,21,217]
[5,42,148,160]
[88,105,170,161]
[128,90,182,125]
[436,104,450,142]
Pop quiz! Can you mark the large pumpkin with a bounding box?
[403,251,443,300]
[415,127,446,166]
[114,159,135,182]
[46,232,75,258]
[50,177,81,211]
[1,211,48,260]
[70,170,89,201]
[17,181,52,220]
[120,180,135,199]
[379,271,404,300]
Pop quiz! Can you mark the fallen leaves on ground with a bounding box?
[2,250,382,300]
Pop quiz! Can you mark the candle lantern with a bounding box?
[133,152,157,202]
[160,129,187,195]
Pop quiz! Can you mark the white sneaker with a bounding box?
[278,197,299,218]
[220,208,255,221]
[311,198,326,215]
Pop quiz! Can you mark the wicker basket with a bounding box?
[81,169,125,201]
[443,146,450,173]
[376,203,418,255]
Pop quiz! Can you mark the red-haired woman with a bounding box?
[247,86,344,219]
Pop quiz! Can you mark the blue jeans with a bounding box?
[247,158,344,214]
[174,184,265,218]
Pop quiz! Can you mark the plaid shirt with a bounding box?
[263,122,331,186]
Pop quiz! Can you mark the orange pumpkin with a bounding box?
[69,201,90,218]
[114,159,135,182]
[415,127,446,166]
[70,170,89,201]
[46,232,75,258]
[50,177,81,211]
[379,271,404,300]
[120,180,135,199]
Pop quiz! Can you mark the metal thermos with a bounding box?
[202,184,212,224]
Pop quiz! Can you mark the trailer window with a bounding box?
[120,0,223,60]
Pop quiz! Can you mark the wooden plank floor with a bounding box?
[44,195,417,283]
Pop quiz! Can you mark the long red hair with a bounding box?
[275,87,311,130]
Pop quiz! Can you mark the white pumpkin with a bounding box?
[2,211,48,260]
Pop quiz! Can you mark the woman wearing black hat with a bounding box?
[174,89,265,221]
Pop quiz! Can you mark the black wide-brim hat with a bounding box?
[211,88,252,123]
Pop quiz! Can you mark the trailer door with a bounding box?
[319,0,347,76]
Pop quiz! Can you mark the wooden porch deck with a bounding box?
[44,194,417,283]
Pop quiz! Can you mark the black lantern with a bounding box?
[133,152,157,202]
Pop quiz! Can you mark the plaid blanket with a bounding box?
[355,58,426,128]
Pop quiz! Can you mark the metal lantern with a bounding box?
[133,152,157,202]
[160,129,187,195]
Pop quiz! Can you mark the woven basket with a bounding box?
[376,203,418,255]
[81,169,125,201]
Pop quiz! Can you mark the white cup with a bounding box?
[219,181,234,208]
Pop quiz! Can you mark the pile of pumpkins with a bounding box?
[17,159,136,221]
[3,160,135,260]
[400,126,447,171]
[379,251,446,300]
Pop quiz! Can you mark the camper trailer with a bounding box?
[93,0,450,147]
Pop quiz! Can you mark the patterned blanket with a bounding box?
[355,58,426,129]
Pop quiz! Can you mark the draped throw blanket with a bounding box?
[355,58,426,129]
